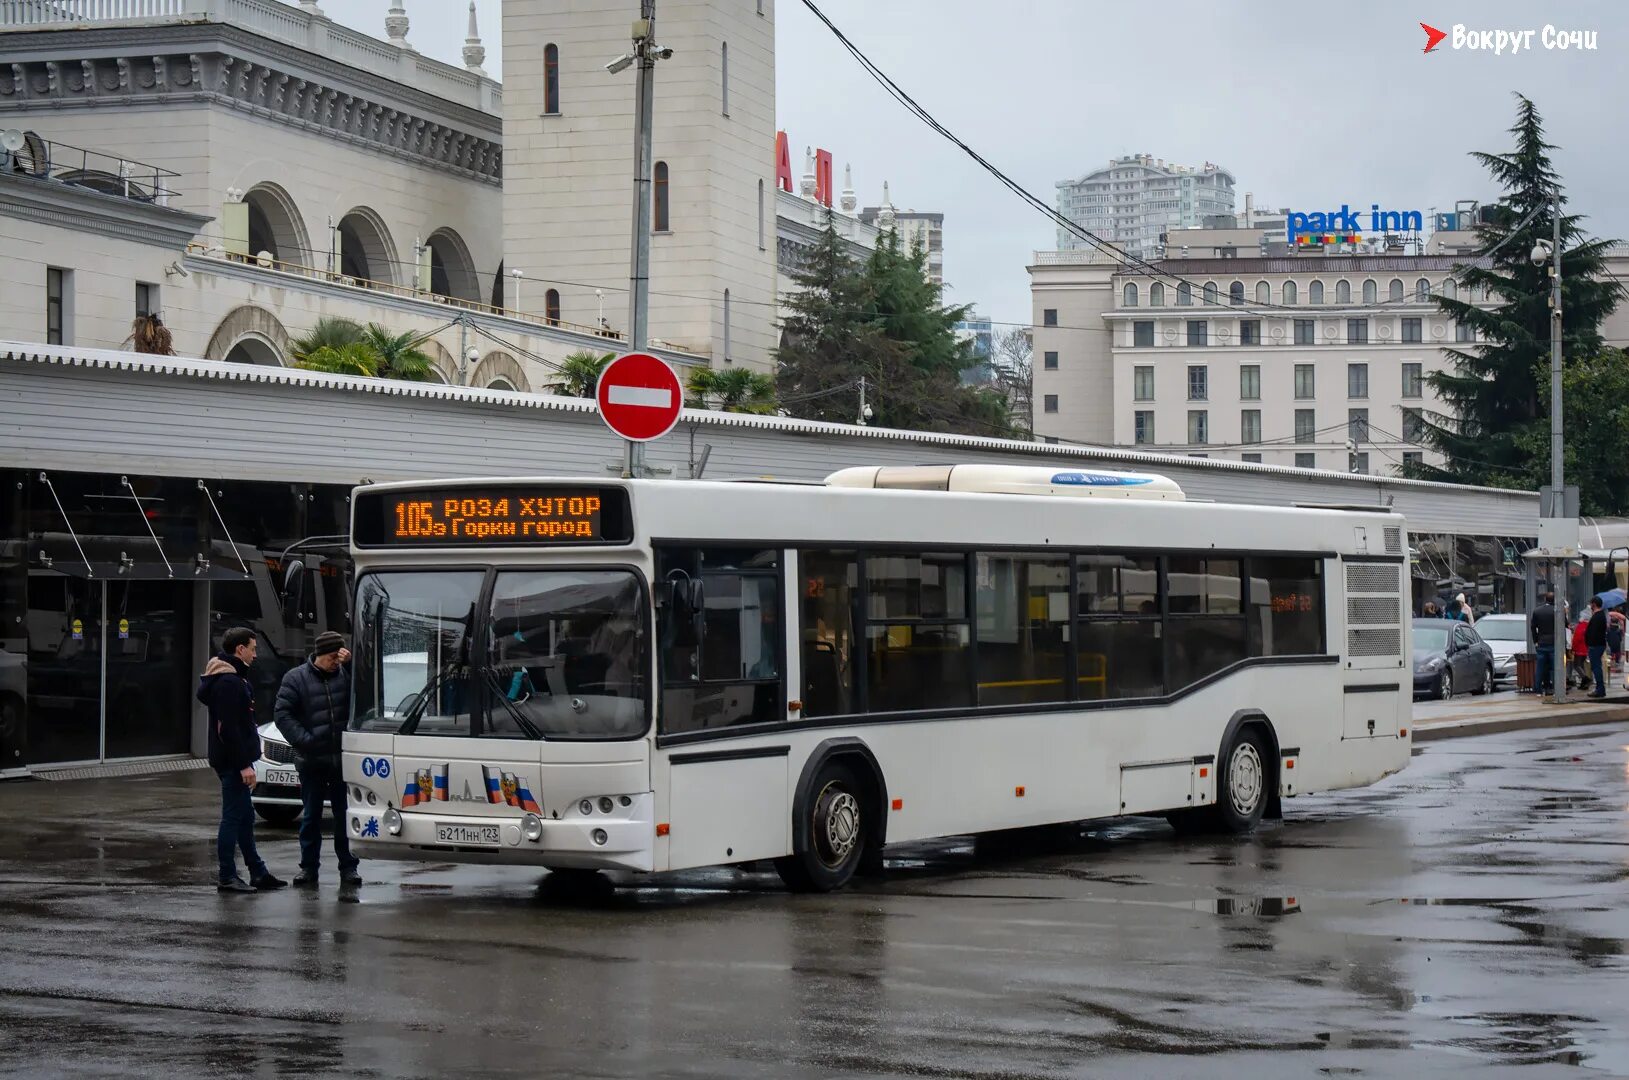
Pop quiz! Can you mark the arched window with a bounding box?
[653,161,670,232]
[1255,281,1270,304]
[1415,278,1431,301]
[1309,280,1324,305]
[1336,279,1352,304]
[544,44,560,114]
[1362,279,1377,304]
[1229,281,1244,306]
[1149,282,1164,306]
[1443,279,1457,301]
[1202,282,1218,306]
[544,288,560,326]
[1177,282,1192,306]
[1389,279,1404,302]
[1282,280,1297,305]
[1123,282,1138,307]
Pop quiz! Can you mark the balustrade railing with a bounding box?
[1,0,500,113]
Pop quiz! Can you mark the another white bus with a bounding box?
[339,465,1411,891]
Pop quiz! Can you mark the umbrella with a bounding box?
[1597,588,1627,609]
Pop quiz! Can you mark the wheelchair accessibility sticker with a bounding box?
[361,756,391,779]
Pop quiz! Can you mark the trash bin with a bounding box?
[1515,652,1535,693]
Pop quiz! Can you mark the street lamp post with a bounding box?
[608,0,671,477]
[1532,193,1565,703]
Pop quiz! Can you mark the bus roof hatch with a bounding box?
[826,464,1184,501]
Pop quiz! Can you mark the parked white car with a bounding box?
[1473,613,1527,686]
[251,722,305,825]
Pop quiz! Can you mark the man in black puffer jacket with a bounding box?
[275,631,361,887]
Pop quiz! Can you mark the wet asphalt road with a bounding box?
[1,726,1626,1079]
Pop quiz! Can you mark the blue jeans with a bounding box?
[1535,644,1555,695]
[1589,646,1607,695]
[217,770,268,883]
[298,763,358,875]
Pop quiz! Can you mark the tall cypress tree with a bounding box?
[1416,94,1624,486]
[775,213,1015,436]
[775,210,901,425]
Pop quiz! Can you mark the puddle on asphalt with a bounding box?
[1429,1011,1599,1069]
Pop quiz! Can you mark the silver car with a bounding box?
[1474,614,1527,686]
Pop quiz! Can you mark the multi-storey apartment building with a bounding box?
[1055,154,1235,260]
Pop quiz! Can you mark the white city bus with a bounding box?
[340,465,1411,891]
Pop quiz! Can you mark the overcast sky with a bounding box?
[318,0,1627,331]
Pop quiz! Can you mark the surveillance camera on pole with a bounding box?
[1530,240,1553,266]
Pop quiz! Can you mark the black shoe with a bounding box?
[340,870,364,887]
[1589,692,1608,698]
[293,870,319,887]
[217,876,255,893]
[250,872,288,891]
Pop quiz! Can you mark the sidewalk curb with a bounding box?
[1414,703,1629,742]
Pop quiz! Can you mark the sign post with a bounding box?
[596,352,683,477]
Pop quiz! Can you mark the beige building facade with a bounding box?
[1031,249,1629,474]
[501,0,779,367]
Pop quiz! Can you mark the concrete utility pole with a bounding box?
[1548,193,1565,704]
[613,0,668,477]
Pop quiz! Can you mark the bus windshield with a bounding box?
[352,569,648,740]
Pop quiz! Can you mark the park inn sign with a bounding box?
[1286,204,1426,245]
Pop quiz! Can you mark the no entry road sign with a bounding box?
[596,352,683,442]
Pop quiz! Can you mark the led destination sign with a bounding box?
[353,486,632,547]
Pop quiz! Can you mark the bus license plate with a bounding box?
[437,824,500,846]
[263,768,299,787]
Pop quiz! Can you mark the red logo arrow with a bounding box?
[1421,22,1447,52]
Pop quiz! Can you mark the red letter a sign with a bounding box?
[775,130,794,194]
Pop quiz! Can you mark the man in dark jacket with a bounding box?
[275,631,361,887]
[1585,597,1609,698]
[1530,592,1558,696]
[199,627,286,892]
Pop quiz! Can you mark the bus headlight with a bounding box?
[591,828,609,847]
[578,799,594,816]
[383,807,402,836]
[522,813,543,842]
[598,796,615,814]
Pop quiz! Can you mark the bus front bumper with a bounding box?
[344,793,655,873]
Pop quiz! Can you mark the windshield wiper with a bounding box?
[397,666,467,735]
[484,667,543,740]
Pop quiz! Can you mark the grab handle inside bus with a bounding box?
[665,574,705,649]
[280,557,306,628]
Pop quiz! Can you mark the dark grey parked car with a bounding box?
[1412,619,1495,699]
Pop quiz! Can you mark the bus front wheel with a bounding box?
[775,761,867,893]
[1211,725,1271,834]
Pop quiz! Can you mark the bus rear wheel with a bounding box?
[775,761,867,893]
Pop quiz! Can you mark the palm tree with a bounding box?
[361,323,435,381]
[289,316,365,363]
[547,350,615,398]
[125,314,175,356]
[686,366,777,414]
[294,342,380,377]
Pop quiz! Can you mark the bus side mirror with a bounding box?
[280,558,306,628]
